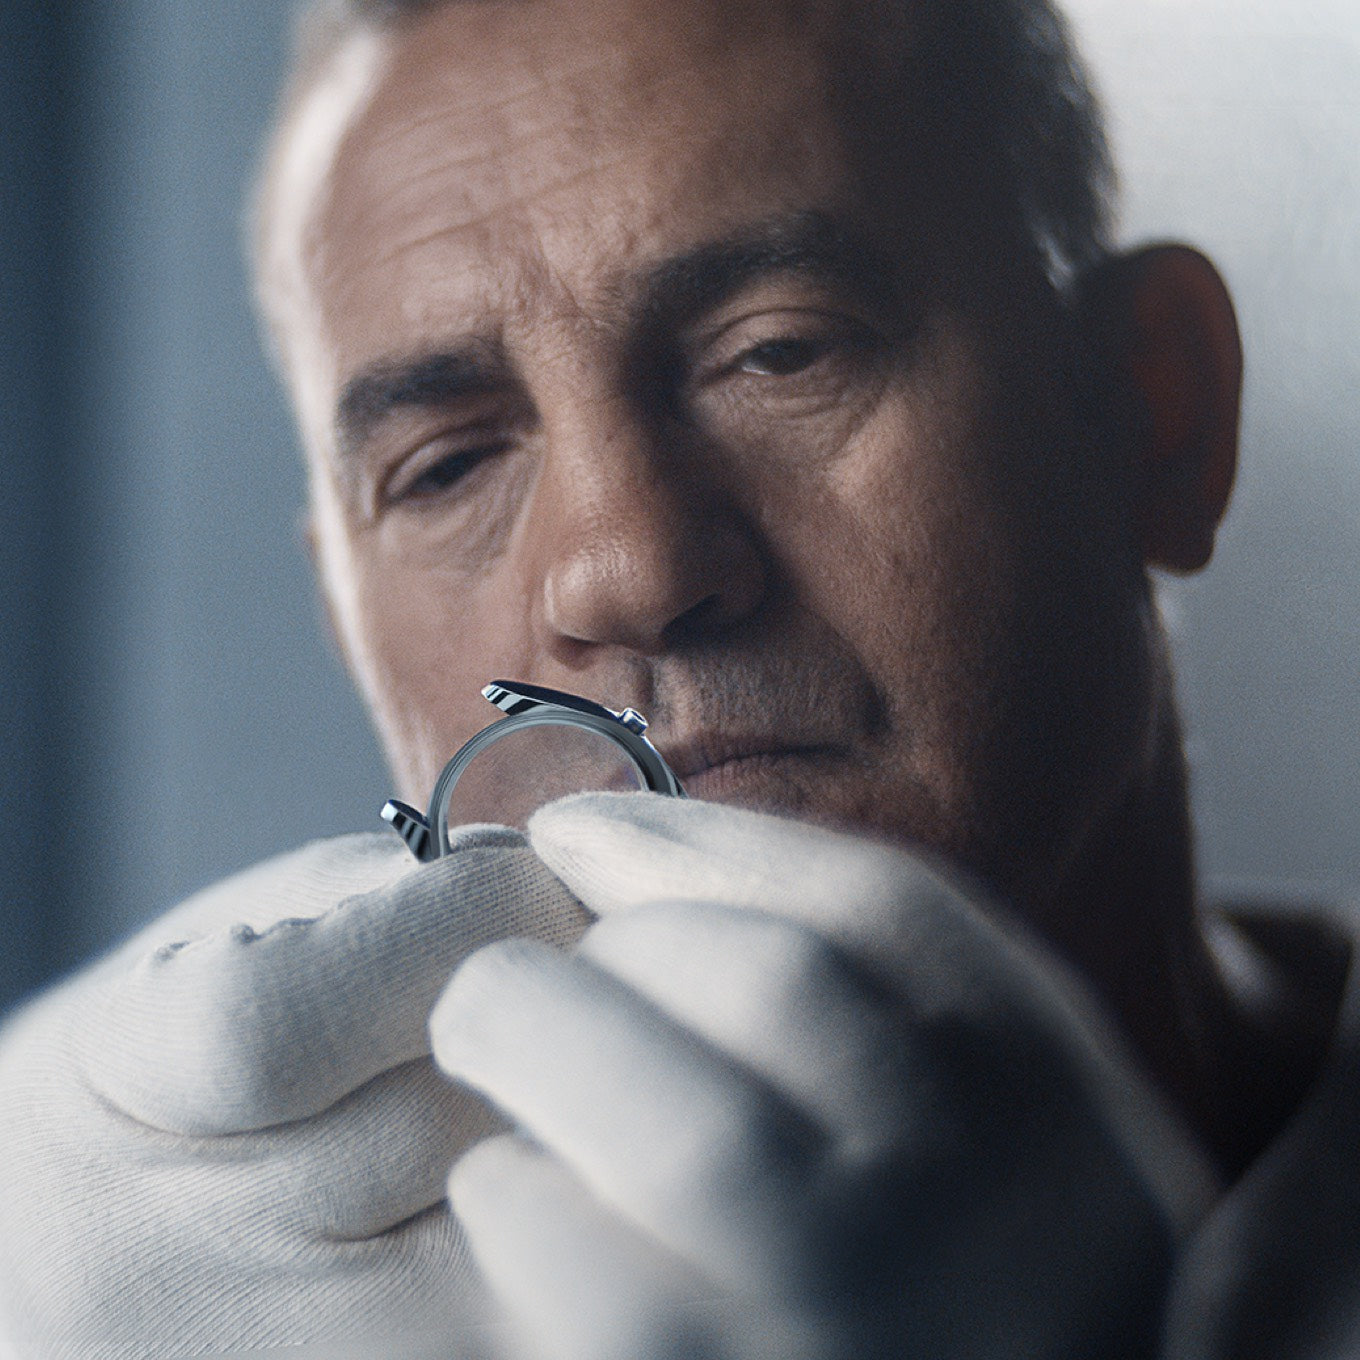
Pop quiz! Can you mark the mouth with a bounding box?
[658,734,840,801]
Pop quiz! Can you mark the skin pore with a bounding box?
[261,0,1341,1176]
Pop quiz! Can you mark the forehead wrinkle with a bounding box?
[328,75,655,287]
[343,1,856,193]
[355,45,633,160]
[356,146,644,275]
[303,0,932,415]
[322,0,884,273]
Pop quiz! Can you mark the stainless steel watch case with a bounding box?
[381,679,685,861]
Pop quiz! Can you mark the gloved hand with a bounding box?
[0,825,588,1359]
[432,793,1219,1360]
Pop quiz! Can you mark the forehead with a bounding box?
[293,0,925,370]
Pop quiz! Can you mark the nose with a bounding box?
[532,402,768,658]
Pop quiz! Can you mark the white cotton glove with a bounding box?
[0,826,588,1359]
[431,793,1219,1360]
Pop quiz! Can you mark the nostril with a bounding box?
[661,591,740,647]
[539,508,769,655]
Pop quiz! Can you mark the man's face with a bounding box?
[279,0,1155,910]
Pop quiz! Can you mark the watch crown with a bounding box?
[615,707,648,734]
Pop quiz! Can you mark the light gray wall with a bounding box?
[0,3,387,1010]
[0,6,63,1004]
[50,6,388,968]
[1,1,1355,1012]
[1065,0,1360,904]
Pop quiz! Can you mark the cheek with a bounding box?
[331,530,540,799]
[762,375,1115,868]
[779,388,1026,718]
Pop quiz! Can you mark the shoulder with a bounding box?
[1205,899,1353,1054]
[1167,903,1360,1355]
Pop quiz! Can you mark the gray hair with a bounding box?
[266,0,1115,286]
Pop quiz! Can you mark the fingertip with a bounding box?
[527,789,654,835]
[429,938,560,1075]
[577,899,728,971]
[530,789,820,856]
[447,1132,534,1217]
[527,793,709,910]
[443,822,527,852]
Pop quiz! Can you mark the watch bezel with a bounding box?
[382,680,685,861]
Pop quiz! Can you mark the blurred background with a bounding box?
[1,0,1356,1014]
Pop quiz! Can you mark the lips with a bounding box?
[657,732,838,789]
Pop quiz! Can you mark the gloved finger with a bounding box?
[0,983,492,1355]
[453,1139,845,1360]
[78,826,589,1135]
[528,792,979,983]
[531,793,1171,1092]
[432,939,831,1295]
[531,794,1219,1235]
[578,902,924,1155]
[450,1135,720,1360]
[262,1056,503,1242]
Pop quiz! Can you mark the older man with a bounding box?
[0,0,1352,1357]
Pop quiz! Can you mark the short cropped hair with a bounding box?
[254,0,1114,363]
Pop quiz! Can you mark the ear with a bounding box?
[1081,245,1242,572]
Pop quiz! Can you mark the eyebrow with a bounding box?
[333,211,899,463]
[637,210,902,327]
[336,345,507,466]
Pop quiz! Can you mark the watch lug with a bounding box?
[381,799,436,861]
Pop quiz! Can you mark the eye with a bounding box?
[679,307,892,458]
[739,337,843,380]
[733,336,835,377]
[703,311,881,389]
[388,439,510,505]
